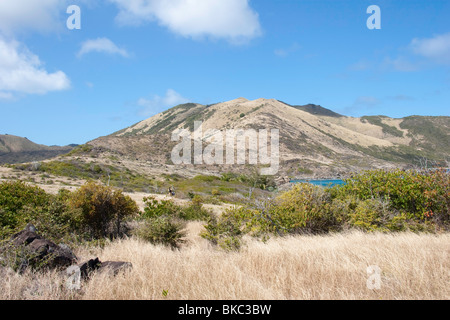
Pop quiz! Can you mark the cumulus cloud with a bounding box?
[0,1,73,98]
[137,89,190,116]
[0,0,68,35]
[0,37,70,96]
[410,32,450,65]
[0,91,14,101]
[78,38,130,58]
[109,0,262,43]
[349,32,450,74]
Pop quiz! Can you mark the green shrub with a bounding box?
[347,198,392,232]
[220,172,239,182]
[332,169,449,230]
[201,211,247,251]
[201,185,339,250]
[0,181,50,237]
[329,195,431,232]
[141,197,180,219]
[133,216,186,249]
[193,175,219,182]
[64,144,93,156]
[142,195,211,222]
[137,196,190,248]
[201,169,449,249]
[68,182,139,239]
[0,182,84,243]
[270,183,339,234]
[179,195,212,221]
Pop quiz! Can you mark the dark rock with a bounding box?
[77,258,102,279]
[8,224,77,271]
[6,224,132,279]
[11,223,41,246]
[100,261,133,276]
[11,230,41,246]
[68,258,132,280]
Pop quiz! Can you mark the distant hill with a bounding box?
[278,101,343,118]
[0,134,75,164]
[85,97,449,178]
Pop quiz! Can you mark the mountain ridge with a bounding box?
[0,134,75,164]
[86,98,449,178]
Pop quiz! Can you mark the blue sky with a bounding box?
[0,0,449,146]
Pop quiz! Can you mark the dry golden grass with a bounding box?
[1,225,449,300]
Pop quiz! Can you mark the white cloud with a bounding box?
[78,38,130,58]
[0,1,73,99]
[349,33,450,74]
[410,32,450,65]
[0,37,70,96]
[137,89,190,116]
[109,0,261,43]
[0,91,14,100]
[0,0,68,35]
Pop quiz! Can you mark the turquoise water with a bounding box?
[289,179,346,187]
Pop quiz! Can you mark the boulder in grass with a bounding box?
[4,224,133,280]
[70,258,132,280]
[11,224,40,246]
[77,258,102,280]
[7,223,77,272]
[100,261,133,276]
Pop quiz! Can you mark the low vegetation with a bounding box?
[131,195,213,248]
[0,180,215,250]
[201,169,449,250]
[1,169,448,248]
[0,169,448,299]
[12,160,153,192]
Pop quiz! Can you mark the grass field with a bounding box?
[1,226,448,300]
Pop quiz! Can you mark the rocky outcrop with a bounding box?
[8,223,77,272]
[3,224,133,281]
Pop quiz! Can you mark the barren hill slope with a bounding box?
[87,98,449,178]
